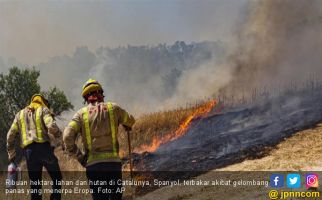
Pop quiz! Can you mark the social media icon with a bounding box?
[287,174,301,188]
[306,174,319,189]
[270,174,284,188]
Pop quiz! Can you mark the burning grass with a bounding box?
[118,100,217,156]
[50,100,219,199]
[57,100,218,170]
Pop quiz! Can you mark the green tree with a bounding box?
[43,87,74,116]
[0,67,73,168]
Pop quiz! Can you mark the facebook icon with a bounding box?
[270,174,284,188]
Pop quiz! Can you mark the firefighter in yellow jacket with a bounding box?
[63,79,135,200]
[7,94,62,200]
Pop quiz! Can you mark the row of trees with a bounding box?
[36,41,226,113]
[0,67,73,168]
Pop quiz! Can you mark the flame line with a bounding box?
[134,100,217,153]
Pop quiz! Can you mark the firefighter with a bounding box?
[6,94,62,200]
[63,79,135,200]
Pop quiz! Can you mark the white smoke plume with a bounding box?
[33,42,226,115]
[0,0,268,115]
[222,0,322,95]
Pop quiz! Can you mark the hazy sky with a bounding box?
[0,0,249,64]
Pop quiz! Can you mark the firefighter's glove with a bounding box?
[9,156,15,164]
[61,143,65,151]
[76,151,88,167]
[123,125,132,132]
[63,144,77,156]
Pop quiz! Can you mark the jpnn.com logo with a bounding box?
[270,174,284,188]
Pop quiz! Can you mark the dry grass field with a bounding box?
[56,103,202,171]
[218,123,322,171]
[3,99,322,200]
[1,103,205,200]
[138,124,322,200]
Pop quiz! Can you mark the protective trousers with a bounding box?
[24,142,62,200]
[86,162,123,200]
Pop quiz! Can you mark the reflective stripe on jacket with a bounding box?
[63,102,135,166]
[6,106,61,160]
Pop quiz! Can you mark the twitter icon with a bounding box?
[287,174,301,188]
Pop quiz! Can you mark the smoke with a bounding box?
[164,60,232,109]
[37,46,96,105]
[86,42,226,113]
[33,42,226,115]
[0,0,248,64]
[0,0,251,115]
[0,56,24,73]
[222,0,322,95]
[87,47,167,113]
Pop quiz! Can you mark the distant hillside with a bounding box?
[36,41,226,113]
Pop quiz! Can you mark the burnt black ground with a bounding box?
[132,89,322,172]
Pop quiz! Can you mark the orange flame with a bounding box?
[134,100,217,153]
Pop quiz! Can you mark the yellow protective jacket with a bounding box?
[63,102,135,166]
[6,106,61,161]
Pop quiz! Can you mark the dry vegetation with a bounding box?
[138,124,322,200]
[4,124,321,200]
[4,84,322,199]
[56,102,204,171]
[218,123,322,171]
[45,82,322,170]
[1,106,198,199]
[118,104,206,157]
